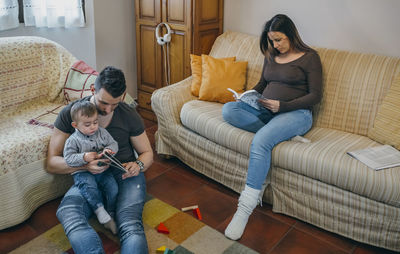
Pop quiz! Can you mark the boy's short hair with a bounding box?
[70,101,97,122]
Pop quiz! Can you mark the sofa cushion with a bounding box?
[272,127,400,207]
[180,100,400,207]
[367,74,400,149]
[208,31,264,91]
[63,60,136,106]
[63,60,98,103]
[190,54,236,97]
[180,100,254,156]
[199,55,248,104]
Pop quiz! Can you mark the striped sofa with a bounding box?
[0,37,75,229]
[151,31,400,251]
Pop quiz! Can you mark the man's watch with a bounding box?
[135,159,145,172]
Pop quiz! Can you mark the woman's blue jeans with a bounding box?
[57,167,148,254]
[222,101,313,190]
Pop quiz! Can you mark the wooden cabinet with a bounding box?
[135,0,224,121]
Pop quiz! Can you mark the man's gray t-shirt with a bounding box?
[55,96,145,163]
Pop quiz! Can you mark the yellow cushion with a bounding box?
[190,54,236,97]
[368,75,400,149]
[199,54,247,104]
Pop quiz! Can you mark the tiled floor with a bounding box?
[0,118,397,254]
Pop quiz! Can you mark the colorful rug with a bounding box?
[9,196,258,254]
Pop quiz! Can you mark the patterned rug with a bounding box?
[9,195,258,254]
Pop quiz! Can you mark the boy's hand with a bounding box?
[101,148,115,156]
[84,152,99,162]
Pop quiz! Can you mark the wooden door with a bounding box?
[135,0,163,94]
[192,0,224,55]
[162,0,192,85]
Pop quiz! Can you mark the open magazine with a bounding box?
[347,144,400,170]
[227,88,265,110]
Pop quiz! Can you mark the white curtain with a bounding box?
[23,0,84,28]
[0,0,19,31]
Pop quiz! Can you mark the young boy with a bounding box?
[63,101,118,234]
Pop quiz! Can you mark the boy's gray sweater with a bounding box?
[63,127,118,168]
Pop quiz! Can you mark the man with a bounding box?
[47,66,153,254]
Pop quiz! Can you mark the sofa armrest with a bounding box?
[151,77,196,127]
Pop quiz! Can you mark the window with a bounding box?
[16,0,85,27]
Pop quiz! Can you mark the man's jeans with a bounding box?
[222,101,313,190]
[72,169,118,216]
[57,168,148,254]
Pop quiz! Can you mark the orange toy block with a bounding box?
[193,207,202,220]
[157,222,170,234]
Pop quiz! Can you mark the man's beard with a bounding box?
[97,108,108,116]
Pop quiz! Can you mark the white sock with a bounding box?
[225,185,260,240]
[94,206,111,224]
[104,218,118,235]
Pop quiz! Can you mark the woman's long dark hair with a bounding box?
[260,14,311,58]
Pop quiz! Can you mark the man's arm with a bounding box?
[46,128,109,174]
[122,131,154,179]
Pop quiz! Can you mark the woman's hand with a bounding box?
[259,99,280,113]
[121,161,141,180]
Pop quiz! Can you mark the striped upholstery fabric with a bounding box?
[273,127,400,207]
[152,31,400,251]
[272,166,400,251]
[313,48,400,136]
[180,101,400,207]
[0,37,76,229]
[180,100,254,156]
[367,75,400,149]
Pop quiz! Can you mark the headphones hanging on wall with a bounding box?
[155,22,172,45]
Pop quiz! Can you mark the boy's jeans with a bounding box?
[72,169,118,215]
[57,168,148,254]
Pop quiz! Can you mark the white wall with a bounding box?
[0,0,138,97]
[93,0,136,97]
[224,0,400,58]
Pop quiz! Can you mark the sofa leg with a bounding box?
[158,154,174,160]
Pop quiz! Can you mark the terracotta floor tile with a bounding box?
[145,161,172,182]
[27,197,62,234]
[294,221,356,253]
[174,185,237,228]
[217,209,292,253]
[146,164,206,206]
[270,228,348,254]
[352,243,399,254]
[168,162,216,186]
[201,173,240,198]
[0,223,38,253]
[256,203,297,226]
[153,153,181,168]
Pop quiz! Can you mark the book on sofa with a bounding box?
[347,144,400,170]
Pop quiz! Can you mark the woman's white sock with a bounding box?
[225,185,260,240]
